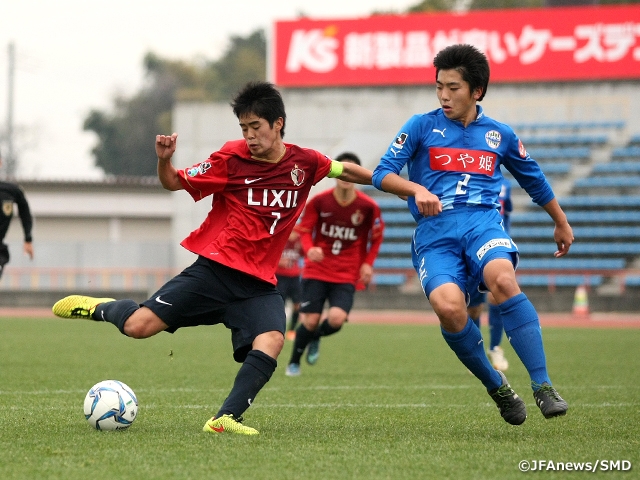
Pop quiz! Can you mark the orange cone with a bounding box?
[572,285,590,317]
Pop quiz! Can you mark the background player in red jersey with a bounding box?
[51,82,374,435]
[285,152,384,377]
[276,230,304,341]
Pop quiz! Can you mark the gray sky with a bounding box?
[1,0,417,180]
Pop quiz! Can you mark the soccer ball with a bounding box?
[84,380,138,431]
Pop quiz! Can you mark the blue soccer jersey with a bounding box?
[372,106,554,222]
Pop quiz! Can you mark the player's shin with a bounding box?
[499,293,550,387]
[215,350,276,418]
[441,318,502,390]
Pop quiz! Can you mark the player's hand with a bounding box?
[23,241,34,260]
[413,187,442,217]
[553,221,574,257]
[307,246,324,262]
[156,133,178,160]
[359,263,373,286]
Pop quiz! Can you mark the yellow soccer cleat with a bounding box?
[52,295,115,319]
[203,414,259,435]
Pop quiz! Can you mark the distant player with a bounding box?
[276,230,304,340]
[285,152,384,377]
[467,179,512,370]
[0,151,34,278]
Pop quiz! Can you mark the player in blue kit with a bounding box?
[372,44,573,425]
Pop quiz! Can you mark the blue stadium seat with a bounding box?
[379,243,411,254]
[555,196,640,207]
[383,227,415,239]
[517,243,640,256]
[518,258,625,270]
[381,211,415,223]
[372,273,407,286]
[612,146,640,158]
[539,162,572,174]
[592,162,640,173]
[374,197,407,209]
[528,147,591,160]
[511,226,640,238]
[517,274,603,287]
[512,210,640,223]
[374,258,414,269]
[512,120,625,131]
[574,176,640,188]
[624,275,640,286]
[521,134,608,146]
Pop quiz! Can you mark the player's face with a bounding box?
[436,69,482,127]
[239,113,284,160]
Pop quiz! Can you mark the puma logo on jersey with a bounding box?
[432,128,446,137]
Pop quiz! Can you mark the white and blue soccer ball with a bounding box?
[84,380,138,431]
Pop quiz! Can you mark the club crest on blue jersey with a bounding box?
[393,133,408,149]
[291,164,305,186]
[485,130,501,149]
[186,161,211,177]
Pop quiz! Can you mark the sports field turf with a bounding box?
[0,315,638,479]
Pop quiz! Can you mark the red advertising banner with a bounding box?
[272,5,640,87]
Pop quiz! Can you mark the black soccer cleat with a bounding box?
[488,371,527,425]
[533,383,568,419]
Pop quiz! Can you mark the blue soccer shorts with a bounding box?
[411,206,519,299]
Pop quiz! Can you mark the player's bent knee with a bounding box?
[123,311,167,339]
[253,330,284,358]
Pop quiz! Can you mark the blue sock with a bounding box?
[499,293,550,389]
[470,315,480,329]
[441,319,502,391]
[488,304,504,350]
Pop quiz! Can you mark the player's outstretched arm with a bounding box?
[337,162,372,185]
[542,198,574,257]
[156,133,183,191]
[381,173,442,217]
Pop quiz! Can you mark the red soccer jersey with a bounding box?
[295,188,384,287]
[177,139,332,284]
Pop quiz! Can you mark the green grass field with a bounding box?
[0,315,638,479]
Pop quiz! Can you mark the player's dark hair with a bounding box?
[334,152,361,166]
[231,81,287,138]
[433,44,490,101]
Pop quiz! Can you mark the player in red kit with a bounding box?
[285,152,384,377]
[51,82,374,435]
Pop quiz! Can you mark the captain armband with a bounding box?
[328,160,344,178]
